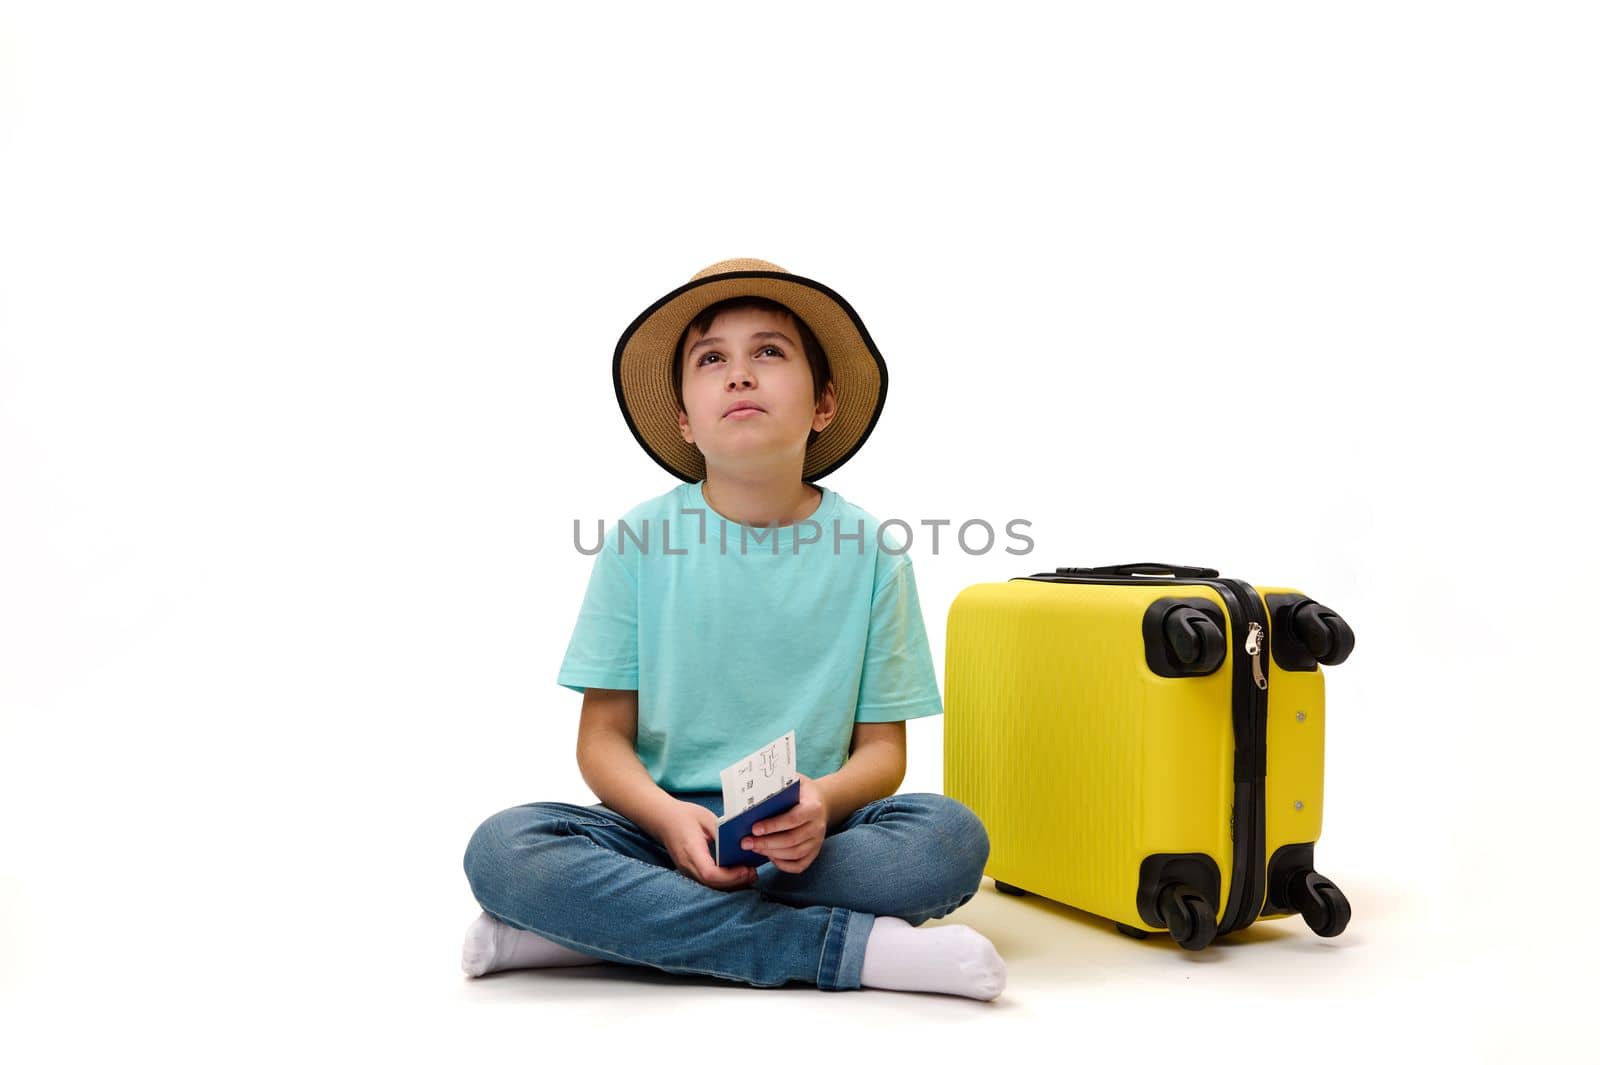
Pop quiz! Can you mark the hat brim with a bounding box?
[613,270,888,483]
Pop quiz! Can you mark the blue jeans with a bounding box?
[462,790,989,991]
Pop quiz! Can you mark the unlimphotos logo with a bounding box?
[574,508,1034,557]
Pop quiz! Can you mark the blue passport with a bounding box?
[715,779,802,868]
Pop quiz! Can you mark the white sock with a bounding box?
[461,910,601,977]
[859,916,1006,1000]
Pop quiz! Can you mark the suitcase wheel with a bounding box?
[993,880,1027,897]
[1291,601,1356,667]
[1115,923,1151,940]
[1287,870,1352,938]
[1163,606,1228,674]
[1157,883,1219,951]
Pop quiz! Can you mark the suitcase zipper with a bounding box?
[1245,621,1268,691]
[1215,577,1270,937]
[1013,570,1271,938]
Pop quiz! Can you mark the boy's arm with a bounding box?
[812,720,907,829]
[575,687,679,839]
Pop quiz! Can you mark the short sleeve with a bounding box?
[556,542,639,694]
[854,553,944,723]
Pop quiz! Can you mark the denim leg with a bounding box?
[462,800,876,990]
[755,793,990,927]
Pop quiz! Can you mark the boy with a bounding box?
[461,258,1004,999]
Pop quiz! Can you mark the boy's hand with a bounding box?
[743,774,829,874]
[655,799,759,892]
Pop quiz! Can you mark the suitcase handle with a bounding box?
[1056,563,1220,579]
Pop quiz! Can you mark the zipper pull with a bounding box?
[1245,621,1268,690]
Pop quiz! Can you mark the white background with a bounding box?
[2,2,1595,1061]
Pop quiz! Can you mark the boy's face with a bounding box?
[676,306,836,474]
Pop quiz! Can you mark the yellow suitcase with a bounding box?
[944,563,1355,950]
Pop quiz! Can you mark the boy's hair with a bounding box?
[672,296,833,450]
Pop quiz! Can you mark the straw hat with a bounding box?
[612,258,888,483]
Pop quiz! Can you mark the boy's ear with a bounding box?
[812,380,838,433]
[678,406,694,445]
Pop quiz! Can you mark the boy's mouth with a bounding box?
[724,402,766,418]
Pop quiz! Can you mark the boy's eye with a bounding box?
[696,346,784,367]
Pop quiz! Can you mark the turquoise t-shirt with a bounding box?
[556,479,943,792]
